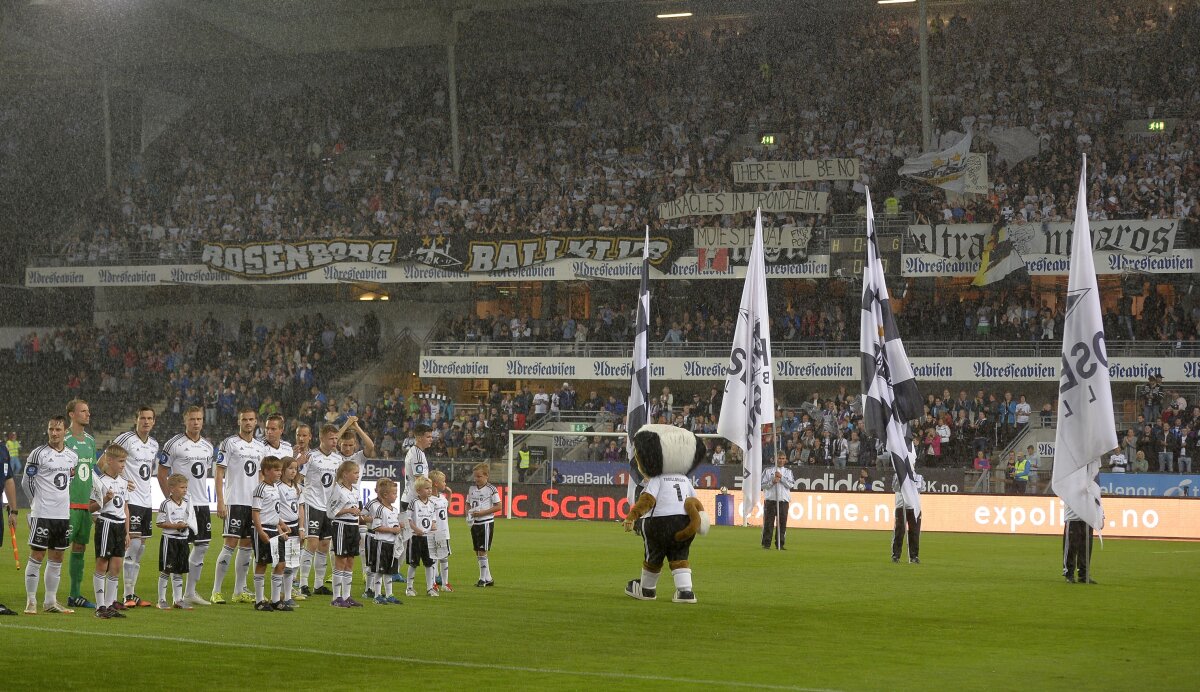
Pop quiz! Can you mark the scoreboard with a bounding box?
[828,235,901,277]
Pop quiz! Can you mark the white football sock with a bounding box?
[640,568,660,591]
[95,572,108,607]
[313,552,328,587]
[234,547,253,594]
[25,558,42,602]
[124,538,145,597]
[186,542,209,597]
[300,549,313,588]
[671,567,693,592]
[212,545,235,593]
[44,560,63,605]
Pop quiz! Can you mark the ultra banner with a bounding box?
[731,158,860,184]
[199,231,695,279]
[907,220,1179,261]
[658,190,829,219]
[419,354,1200,382]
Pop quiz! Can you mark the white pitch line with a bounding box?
[0,622,834,691]
[1150,549,1200,554]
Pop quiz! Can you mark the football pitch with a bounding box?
[0,518,1194,691]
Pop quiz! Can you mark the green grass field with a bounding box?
[0,518,1194,691]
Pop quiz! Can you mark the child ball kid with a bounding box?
[156,474,195,610]
[366,478,403,604]
[90,444,131,619]
[428,470,452,592]
[277,456,303,606]
[327,460,364,607]
[251,457,291,611]
[405,477,439,597]
[465,463,502,587]
[360,483,381,599]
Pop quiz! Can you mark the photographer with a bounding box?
[1142,376,1164,423]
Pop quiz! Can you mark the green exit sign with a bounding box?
[571,423,589,432]
[760,134,775,145]
[1124,118,1176,136]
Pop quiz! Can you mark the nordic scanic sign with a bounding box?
[731,158,860,184]
[658,190,828,219]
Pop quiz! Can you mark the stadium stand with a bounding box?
[28,2,1198,264]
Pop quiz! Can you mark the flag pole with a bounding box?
[771,434,782,550]
[625,225,652,505]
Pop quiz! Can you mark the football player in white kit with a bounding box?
[114,406,160,608]
[299,424,342,596]
[212,407,268,604]
[21,415,80,614]
[401,424,432,511]
[156,405,215,606]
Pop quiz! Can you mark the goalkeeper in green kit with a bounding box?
[64,399,98,609]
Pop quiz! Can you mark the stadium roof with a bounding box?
[0,0,897,84]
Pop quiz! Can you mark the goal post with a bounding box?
[503,428,731,519]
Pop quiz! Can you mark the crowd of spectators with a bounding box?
[6,313,379,443]
[1116,379,1200,473]
[482,380,1056,470]
[436,278,1200,350]
[34,1,1199,265]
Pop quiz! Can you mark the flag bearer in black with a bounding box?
[891,473,921,564]
[1062,504,1096,584]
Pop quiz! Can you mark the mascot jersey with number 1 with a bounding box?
[622,424,710,604]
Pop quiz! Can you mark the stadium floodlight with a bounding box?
[656,12,693,19]
[877,0,916,4]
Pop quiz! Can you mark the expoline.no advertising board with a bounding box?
[694,490,1200,539]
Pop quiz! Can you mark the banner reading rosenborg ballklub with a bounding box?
[417,355,1200,382]
[24,255,833,287]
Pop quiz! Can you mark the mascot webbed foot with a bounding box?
[672,590,697,604]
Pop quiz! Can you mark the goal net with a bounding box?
[500,427,733,521]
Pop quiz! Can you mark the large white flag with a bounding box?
[899,131,987,194]
[717,209,775,523]
[860,188,924,516]
[625,226,651,503]
[1052,154,1116,531]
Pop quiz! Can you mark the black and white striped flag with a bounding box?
[625,225,652,503]
[859,188,924,516]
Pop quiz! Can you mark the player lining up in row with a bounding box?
[16,402,503,616]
